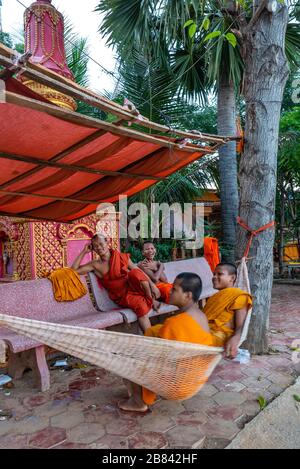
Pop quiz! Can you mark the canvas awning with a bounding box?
[0,43,236,222]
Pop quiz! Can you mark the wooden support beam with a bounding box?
[5,91,211,154]
[0,188,99,205]
[0,43,237,144]
[0,152,164,181]
[0,130,107,190]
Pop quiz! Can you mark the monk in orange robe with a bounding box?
[118,272,214,412]
[138,241,173,305]
[72,235,162,332]
[204,262,253,358]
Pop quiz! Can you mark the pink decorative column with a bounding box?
[21,0,77,110]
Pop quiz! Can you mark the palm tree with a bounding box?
[108,50,219,245]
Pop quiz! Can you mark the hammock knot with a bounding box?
[237,216,275,258]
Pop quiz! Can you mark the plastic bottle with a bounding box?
[233,348,251,364]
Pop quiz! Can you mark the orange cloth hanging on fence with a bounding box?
[142,313,214,405]
[44,267,87,302]
[204,237,221,272]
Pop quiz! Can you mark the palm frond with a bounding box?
[285,22,300,70]
[95,0,155,58]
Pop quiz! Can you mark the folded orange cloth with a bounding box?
[44,267,87,302]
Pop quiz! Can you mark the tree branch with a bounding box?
[246,0,269,31]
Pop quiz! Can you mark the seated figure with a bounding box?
[119,272,214,412]
[72,235,162,333]
[204,262,252,358]
[138,241,173,305]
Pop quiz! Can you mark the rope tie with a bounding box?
[237,216,275,258]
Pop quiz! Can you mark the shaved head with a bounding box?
[216,262,237,278]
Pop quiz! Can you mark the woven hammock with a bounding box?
[0,313,222,400]
[0,257,251,401]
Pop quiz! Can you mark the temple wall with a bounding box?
[0,213,120,281]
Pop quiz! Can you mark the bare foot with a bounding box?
[123,378,133,398]
[118,397,148,413]
[152,300,161,312]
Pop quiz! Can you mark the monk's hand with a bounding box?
[142,260,157,271]
[150,283,161,300]
[83,243,92,254]
[224,336,239,359]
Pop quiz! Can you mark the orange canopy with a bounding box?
[0,78,210,222]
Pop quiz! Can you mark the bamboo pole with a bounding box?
[5,91,212,154]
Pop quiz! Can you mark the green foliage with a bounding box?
[257,396,267,410]
[225,32,237,48]
[293,394,300,402]
[0,32,13,48]
[204,31,221,42]
[188,23,197,38]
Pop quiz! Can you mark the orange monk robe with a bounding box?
[44,267,87,302]
[99,250,153,318]
[156,282,173,304]
[203,287,253,347]
[142,313,213,405]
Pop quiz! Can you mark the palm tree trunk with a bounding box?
[217,72,238,262]
[237,4,289,354]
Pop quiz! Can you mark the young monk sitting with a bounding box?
[203,262,253,359]
[138,241,173,305]
[118,272,214,412]
[71,235,162,333]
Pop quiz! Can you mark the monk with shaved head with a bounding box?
[72,235,162,332]
[203,262,252,358]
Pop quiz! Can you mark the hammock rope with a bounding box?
[0,313,222,400]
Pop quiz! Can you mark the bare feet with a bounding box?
[118,397,149,413]
[123,378,133,398]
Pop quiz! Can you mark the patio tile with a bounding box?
[28,426,67,448]
[16,415,49,435]
[92,435,128,449]
[199,418,239,439]
[128,431,168,449]
[67,423,105,444]
[182,396,215,413]
[50,411,84,429]
[105,417,140,436]
[213,391,246,406]
[174,410,207,426]
[164,425,205,449]
[0,433,28,449]
[202,437,231,449]
[205,404,243,421]
[200,384,219,396]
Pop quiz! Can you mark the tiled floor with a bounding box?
[0,284,299,449]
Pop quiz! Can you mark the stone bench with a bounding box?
[0,277,125,391]
[88,257,216,324]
